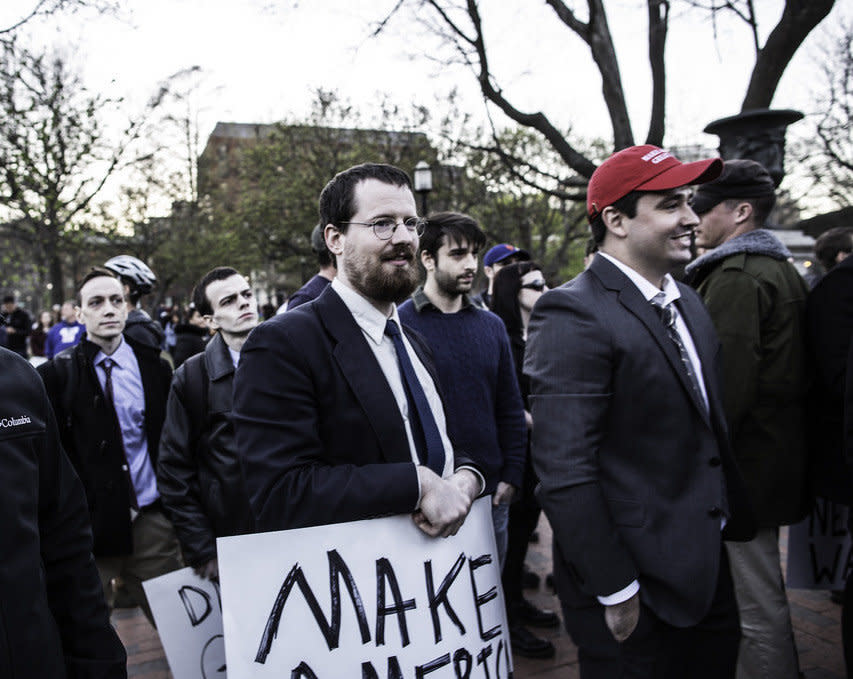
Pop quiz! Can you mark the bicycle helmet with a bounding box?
[104,255,157,295]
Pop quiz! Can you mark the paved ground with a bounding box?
[117,519,845,678]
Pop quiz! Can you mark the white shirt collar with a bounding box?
[331,277,402,346]
[228,346,241,369]
[598,251,681,306]
[94,335,131,369]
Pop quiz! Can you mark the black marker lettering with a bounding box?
[376,557,416,647]
[416,652,451,677]
[255,550,370,663]
[425,554,467,643]
[477,645,494,679]
[810,542,842,585]
[179,586,212,627]
[453,648,472,679]
[468,555,500,641]
[290,661,319,679]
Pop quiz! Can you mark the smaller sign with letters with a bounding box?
[143,567,226,678]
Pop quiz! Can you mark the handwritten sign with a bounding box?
[786,498,852,589]
[217,497,512,678]
[142,567,226,679]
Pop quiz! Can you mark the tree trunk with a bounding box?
[741,0,835,110]
[49,250,63,307]
[646,0,668,146]
[587,0,634,149]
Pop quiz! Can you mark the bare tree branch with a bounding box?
[646,0,669,146]
[742,0,834,110]
[545,0,634,149]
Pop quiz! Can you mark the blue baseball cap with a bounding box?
[483,243,530,268]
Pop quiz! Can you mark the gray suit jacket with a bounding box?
[524,255,753,628]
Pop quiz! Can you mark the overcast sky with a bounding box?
[3,0,850,209]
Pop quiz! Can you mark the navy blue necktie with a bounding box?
[384,319,446,476]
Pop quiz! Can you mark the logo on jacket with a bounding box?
[0,415,32,428]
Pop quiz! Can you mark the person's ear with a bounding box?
[325,224,343,256]
[602,206,627,239]
[734,201,753,225]
[420,249,435,272]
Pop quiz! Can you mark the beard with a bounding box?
[343,241,420,304]
[433,266,472,297]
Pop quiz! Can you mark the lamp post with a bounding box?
[413,161,433,216]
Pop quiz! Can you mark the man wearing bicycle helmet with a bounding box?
[104,255,165,350]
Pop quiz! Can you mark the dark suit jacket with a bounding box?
[806,253,853,503]
[38,337,172,556]
[524,255,752,628]
[233,286,473,532]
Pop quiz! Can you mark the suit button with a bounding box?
[709,457,721,467]
[708,506,723,518]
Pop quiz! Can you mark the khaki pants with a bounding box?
[725,527,799,679]
[96,508,183,626]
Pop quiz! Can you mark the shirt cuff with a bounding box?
[597,580,639,606]
[456,465,486,496]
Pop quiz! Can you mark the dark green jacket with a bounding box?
[687,229,809,527]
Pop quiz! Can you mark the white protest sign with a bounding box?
[217,497,512,678]
[142,567,226,678]
[787,498,852,589]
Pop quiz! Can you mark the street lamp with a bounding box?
[413,161,433,216]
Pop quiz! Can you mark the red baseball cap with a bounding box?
[586,145,723,222]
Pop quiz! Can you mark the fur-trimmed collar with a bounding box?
[685,229,792,276]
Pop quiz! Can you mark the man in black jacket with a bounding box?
[39,268,181,625]
[1,293,31,358]
[233,163,483,535]
[1,346,127,678]
[158,267,259,581]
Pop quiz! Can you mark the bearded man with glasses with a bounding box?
[233,163,484,537]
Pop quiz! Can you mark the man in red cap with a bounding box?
[524,145,754,678]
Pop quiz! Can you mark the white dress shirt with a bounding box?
[331,278,455,479]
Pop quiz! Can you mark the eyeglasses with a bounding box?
[520,280,547,292]
[340,217,426,240]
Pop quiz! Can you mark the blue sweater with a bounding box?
[399,292,526,493]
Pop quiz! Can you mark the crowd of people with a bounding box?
[2,147,853,679]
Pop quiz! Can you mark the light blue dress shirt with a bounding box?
[94,338,159,508]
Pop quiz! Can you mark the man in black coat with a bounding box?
[233,163,483,536]
[0,346,127,678]
[525,146,753,678]
[158,267,259,581]
[39,268,181,625]
[806,247,853,670]
[2,293,31,358]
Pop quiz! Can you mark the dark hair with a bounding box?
[585,236,599,257]
[491,260,542,342]
[588,191,642,244]
[2,294,14,304]
[319,163,413,232]
[192,267,240,316]
[75,267,119,306]
[814,227,853,272]
[419,212,486,262]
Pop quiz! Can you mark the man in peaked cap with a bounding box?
[687,159,808,678]
[525,145,754,678]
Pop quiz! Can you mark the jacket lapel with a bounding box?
[591,257,711,427]
[314,288,412,464]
